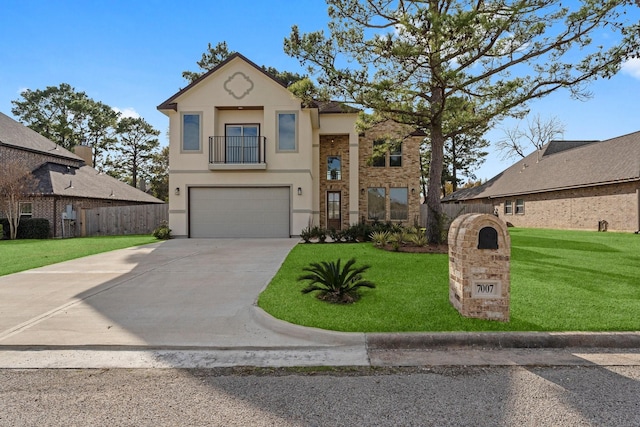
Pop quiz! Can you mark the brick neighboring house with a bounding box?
[442,131,640,232]
[157,53,423,238]
[0,112,164,238]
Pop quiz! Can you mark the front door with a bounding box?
[327,191,341,230]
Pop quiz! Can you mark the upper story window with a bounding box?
[19,202,33,219]
[389,143,402,167]
[372,140,386,167]
[327,156,341,180]
[182,112,201,152]
[372,139,402,167]
[277,112,297,152]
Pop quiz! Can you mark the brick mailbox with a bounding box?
[448,213,511,322]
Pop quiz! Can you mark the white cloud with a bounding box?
[621,58,640,79]
[113,107,140,119]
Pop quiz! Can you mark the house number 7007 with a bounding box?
[476,284,494,294]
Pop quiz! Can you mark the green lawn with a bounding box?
[0,235,158,276]
[258,228,640,332]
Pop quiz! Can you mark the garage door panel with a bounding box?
[190,187,290,238]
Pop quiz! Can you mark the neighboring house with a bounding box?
[157,53,423,238]
[0,112,164,238]
[442,132,640,232]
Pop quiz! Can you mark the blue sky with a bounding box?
[1,0,639,181]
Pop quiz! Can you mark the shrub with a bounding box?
[298,258,375,304]
[328,228,344,243]
[0,218,50,239]
[300,227,313,243]
[410,233,429,247]
[311,226,327,243]
[369,230,390,248]
[152,221,172,240]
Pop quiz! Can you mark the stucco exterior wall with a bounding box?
[492,181,640,232]
[165,56,330,237]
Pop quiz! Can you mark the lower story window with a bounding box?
[367,188,386,220]
[504,200,513,215]
[515,199,525,214]
[390,188,408,220]
[19,202,33,219]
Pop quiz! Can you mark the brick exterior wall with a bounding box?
[493,181,640,232]
[1,145,154,238]
[319,134,350,229]
[0,145,80,170]
[358,121,422,226]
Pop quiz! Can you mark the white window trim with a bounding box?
[19,202,33,218]
[181,112,203,153]
[504,200,513,215]
[515,199,525,215]
[276,111,298,152]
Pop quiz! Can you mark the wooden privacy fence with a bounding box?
[80,204,168,237]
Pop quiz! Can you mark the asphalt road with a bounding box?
[2,365,639,426]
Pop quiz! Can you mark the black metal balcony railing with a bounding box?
[209,136,267,165]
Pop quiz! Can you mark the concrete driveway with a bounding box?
[0,239,364,352]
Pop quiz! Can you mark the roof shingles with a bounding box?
[444,132,640,201]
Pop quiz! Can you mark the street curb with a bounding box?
[366,332,640,349]
[251,306,366,346]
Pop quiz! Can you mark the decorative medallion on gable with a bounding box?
[224,72,254,100]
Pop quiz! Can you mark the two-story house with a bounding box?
[157,53,422,238]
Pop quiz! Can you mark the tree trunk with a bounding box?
[426,128,445,244]
[7,194,19,240]
[451,136,458,193]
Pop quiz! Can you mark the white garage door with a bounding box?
[189,187,290,238]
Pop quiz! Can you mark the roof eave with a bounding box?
[156,53,290,112]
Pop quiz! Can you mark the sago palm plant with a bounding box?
[298,258,375,304]
[369,230,390,248]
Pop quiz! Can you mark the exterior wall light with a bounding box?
[361,188,365,195]
[297,187,302,196]
[175,187,180,196]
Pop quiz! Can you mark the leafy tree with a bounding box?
[11,83,119,164]
[0,160,37,240]
[182,41,235,83]
[285,0,640,243]
[497,114,566,160]
[261,66,307,87]
[298,258,375,304]
[106,117,160,188]
[443,134,490,194]
[148,145,169,201]
[73,100,120,170]
[11,83,83,150]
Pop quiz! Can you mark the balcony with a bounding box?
[209,136,267,170]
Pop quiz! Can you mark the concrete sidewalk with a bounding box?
[0,238,638,369]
